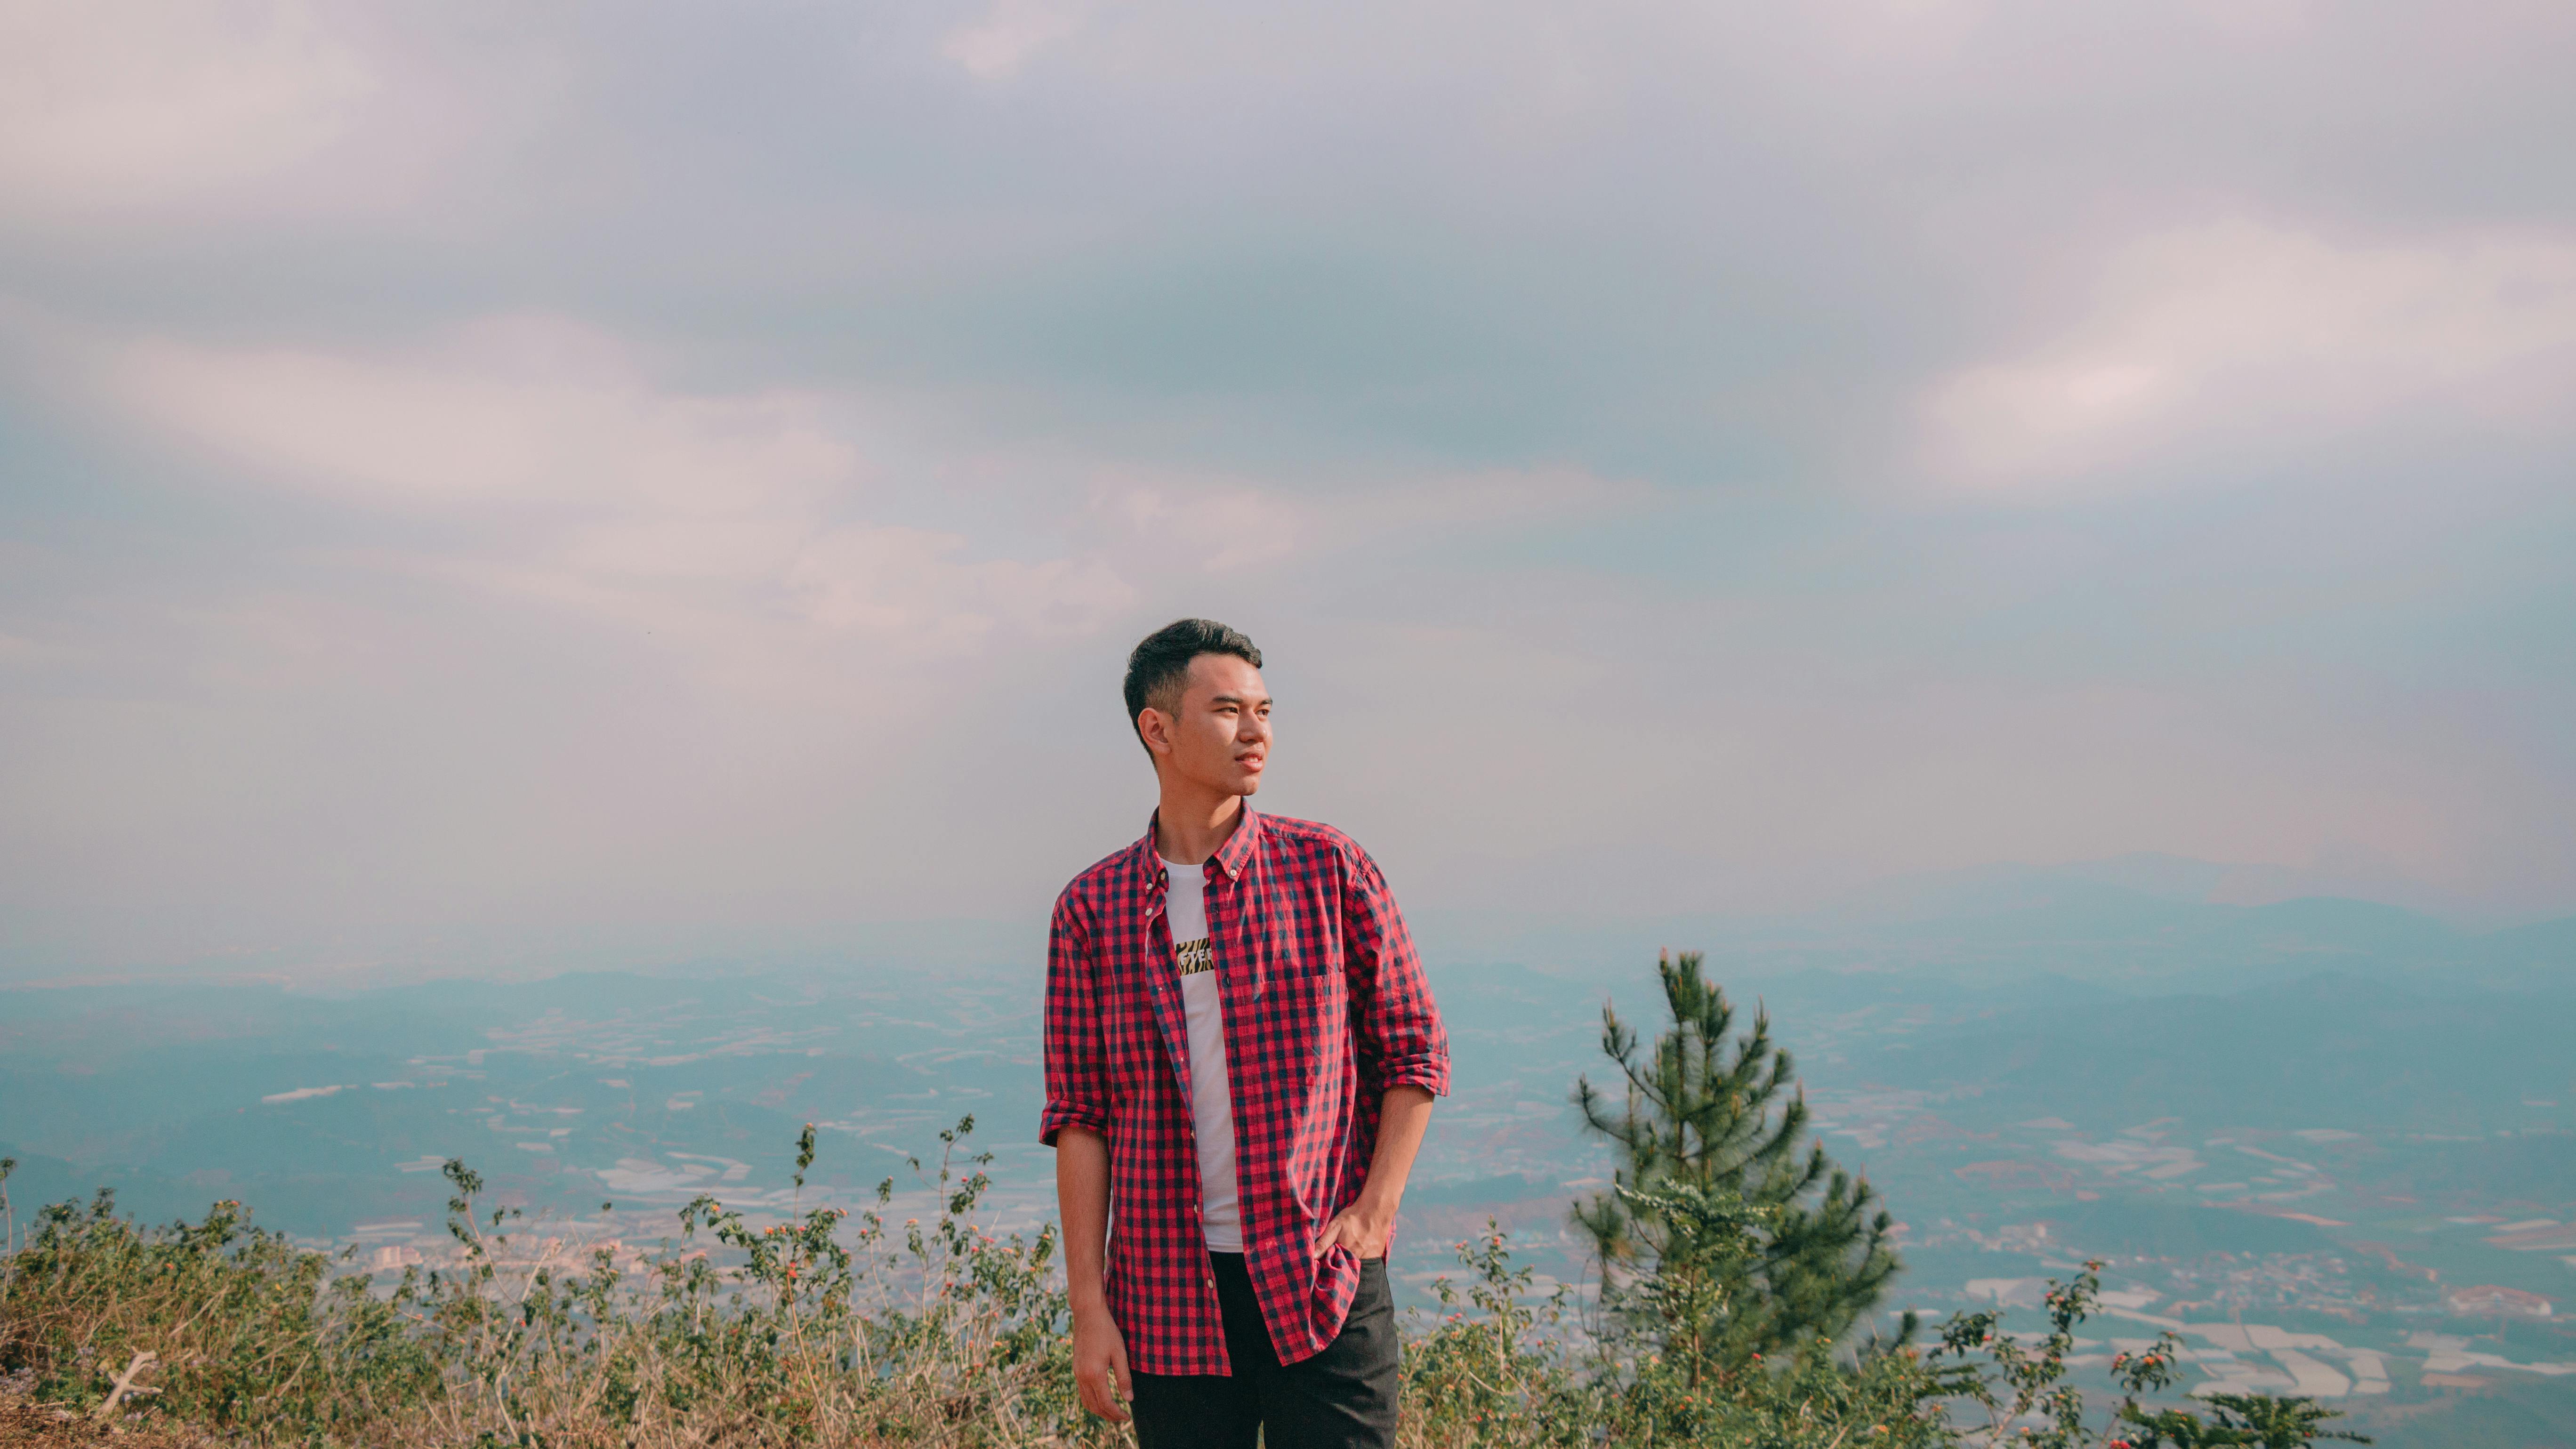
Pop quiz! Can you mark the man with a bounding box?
[1041,618,1450,1449]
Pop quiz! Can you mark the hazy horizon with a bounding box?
[6,2,2574,982]
[5,845,2565,991]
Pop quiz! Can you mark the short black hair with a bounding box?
[1124,618,1263,748]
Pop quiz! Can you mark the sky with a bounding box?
[3,0,2573,980]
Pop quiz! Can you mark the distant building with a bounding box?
[2445,1285,2552,1320]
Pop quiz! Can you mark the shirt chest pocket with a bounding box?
[1223,895,1328,972]
[1250,935,1346,1018]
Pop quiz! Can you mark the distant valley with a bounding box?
[5,864,2572,1448]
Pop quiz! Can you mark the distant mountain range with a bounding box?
[1417,854,2575,996]
[1852,968,2576,1135]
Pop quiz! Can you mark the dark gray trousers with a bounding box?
[1130,1253,1399,1449]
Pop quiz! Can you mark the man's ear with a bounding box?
[1136,708,1174,759]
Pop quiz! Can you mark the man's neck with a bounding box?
[1154,786,1246,866]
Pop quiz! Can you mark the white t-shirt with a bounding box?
[1162,857,1242,1251]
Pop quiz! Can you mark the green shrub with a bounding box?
[1574,951,1907,1382]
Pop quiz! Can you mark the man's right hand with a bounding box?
[1054,1129,1127,1421]
[1071,1302,1132,1423]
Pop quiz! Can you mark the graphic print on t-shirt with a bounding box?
[1162,858,1242,1252]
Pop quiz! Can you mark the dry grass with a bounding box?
[2,1125,2331,1448]
[1,1363,231,1449]
[0,1123,1117,1448]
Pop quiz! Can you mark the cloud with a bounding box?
[92,315,1144,656]
[787,526,1132,652]
[0,2,377,213]
[109,317,854,511]
[69,312,1632,679]
[1918,221,2576,493]
[1102,483,1305,572]
[942,0,1090,81]
[0,631,71,666]
[5,2,2576,972]
[1093,463,1642,576]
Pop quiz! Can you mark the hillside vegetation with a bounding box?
[0,955,2362,1448]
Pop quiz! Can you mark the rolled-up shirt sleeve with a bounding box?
[1343,847,1450,1098]
[1039,888,1112,1145]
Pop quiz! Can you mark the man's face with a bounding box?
[1140,654,1271,797]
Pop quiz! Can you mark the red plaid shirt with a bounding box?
[1040,807,1450,1374]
